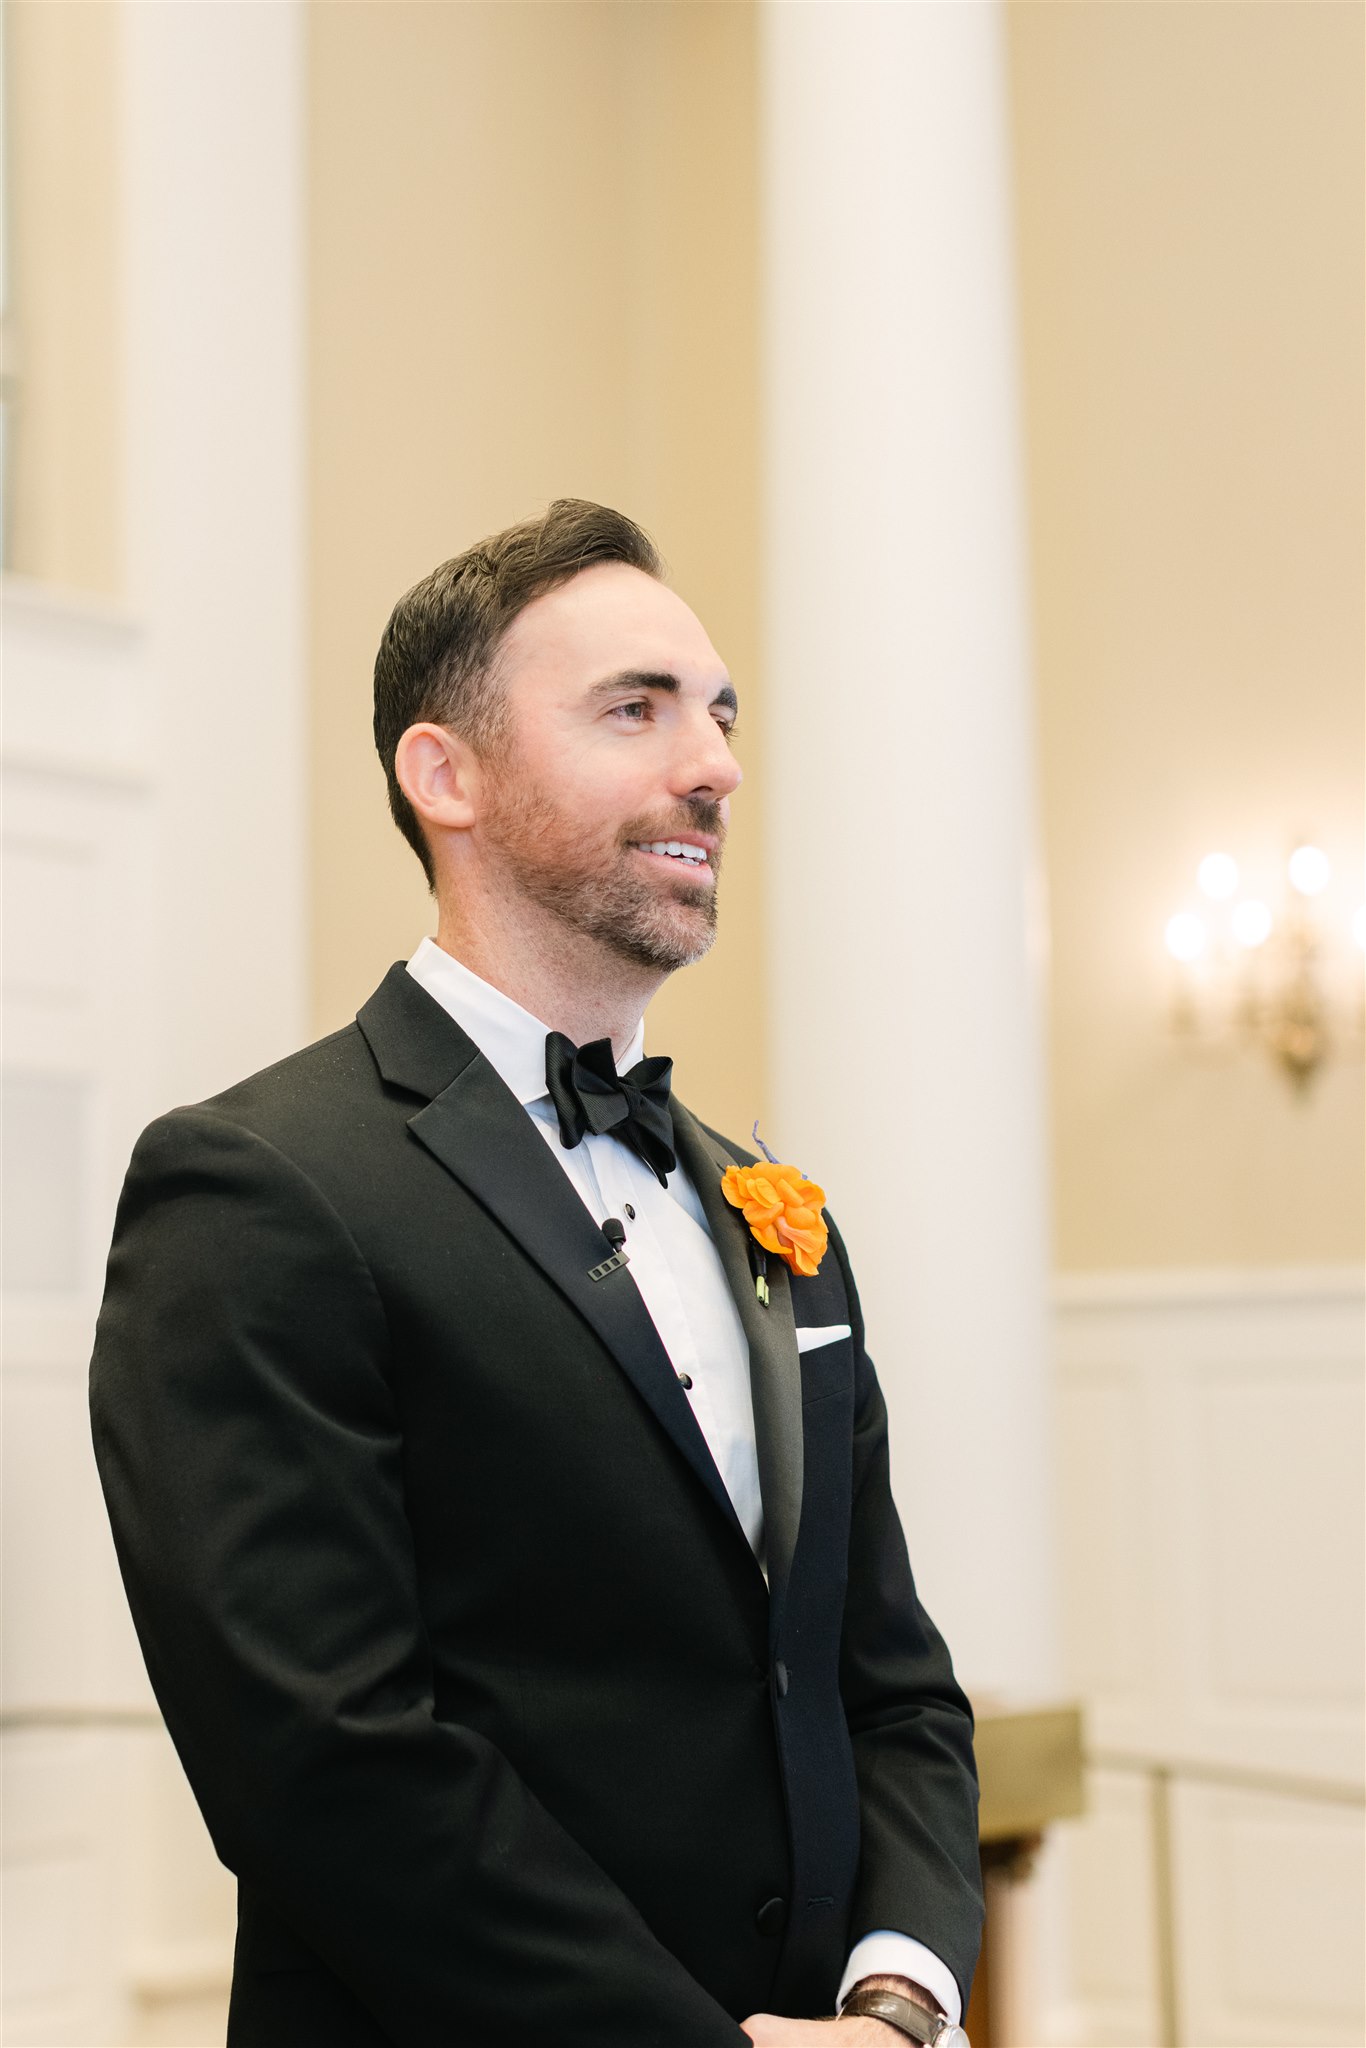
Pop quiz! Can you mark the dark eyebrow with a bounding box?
[587,668,739,717]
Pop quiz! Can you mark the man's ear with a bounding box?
[394,723,481,836]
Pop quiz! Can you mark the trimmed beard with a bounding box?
[476,766,723,974]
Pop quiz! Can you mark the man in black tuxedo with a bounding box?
[90,500,982,2048]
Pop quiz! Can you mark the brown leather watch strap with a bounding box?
[840,1986,950,2046]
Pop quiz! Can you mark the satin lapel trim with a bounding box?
[407,1054,749,1548]
[669,1103,804,1612]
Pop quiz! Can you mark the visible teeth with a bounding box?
[639,840,706,862]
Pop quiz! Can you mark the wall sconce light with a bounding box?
[1164,840,1366,1092]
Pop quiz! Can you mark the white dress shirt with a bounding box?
[406,937,961,2026]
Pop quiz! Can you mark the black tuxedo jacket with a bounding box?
[89,964,982,2048]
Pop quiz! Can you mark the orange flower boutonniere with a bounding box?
[721,1160,829,1281]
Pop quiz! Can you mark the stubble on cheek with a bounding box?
[480,775,721,972]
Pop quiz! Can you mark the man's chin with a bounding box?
[614,921,717,975]
[498,848,719,975]
[602,898,718,974]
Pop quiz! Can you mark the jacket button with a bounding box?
[755,1896,787,1938]
[677,1371,693,1390]
[774,1660,790,1697]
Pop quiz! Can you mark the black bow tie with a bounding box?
[544,1032,676,1187]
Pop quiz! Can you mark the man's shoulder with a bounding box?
[137,1016,391,1183]
[205,1018,378,1120]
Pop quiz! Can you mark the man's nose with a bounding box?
[674,714,743,801]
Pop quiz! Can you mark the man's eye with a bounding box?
[612,700,650,722]
[718,719,739,744]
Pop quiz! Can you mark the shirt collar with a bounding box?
[406,936,646,1107]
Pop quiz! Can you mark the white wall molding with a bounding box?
[1056,1265,1365,1310]
[2,576,150,785]
[1048,1262,1365,2046]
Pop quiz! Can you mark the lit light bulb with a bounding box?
[1198,852,1239,900]
[1231,899,1273,949]
[1288,843,1331,896]
[1165,912,1207,963]
[1354,906,1366,951]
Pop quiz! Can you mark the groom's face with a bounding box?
[474,563,742,973]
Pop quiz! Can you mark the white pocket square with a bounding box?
[794,1323,852,1354]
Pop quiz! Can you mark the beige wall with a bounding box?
[308,0,765,1140]
[9,0,1357,1260]
[5,0,123,595]
[1007,0,1364,1269]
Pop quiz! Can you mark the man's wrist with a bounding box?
[836,1935,961,2028]
[843,1975,944,2017]
[839,1982,965,2048]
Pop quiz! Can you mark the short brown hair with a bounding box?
[373,498,663,887]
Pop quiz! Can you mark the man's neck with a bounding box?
[432,904,662,1062]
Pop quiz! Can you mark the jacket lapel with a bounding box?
[669,1102,805,1615]
[357,966,751,1549]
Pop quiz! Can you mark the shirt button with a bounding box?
[624,1203,636,1219]
[677,1371,693,1390]
[774,1660,790,1697]
[755,1896,787,1938]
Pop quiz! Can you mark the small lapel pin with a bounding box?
[746,1235,770,1308]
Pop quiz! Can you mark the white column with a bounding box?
[761,0,1057,1698]
[119,5,307,2033]
[123,0,307,1110]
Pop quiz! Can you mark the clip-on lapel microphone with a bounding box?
[588,1218,630,1283]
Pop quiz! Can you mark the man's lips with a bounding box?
[628,834,718,880]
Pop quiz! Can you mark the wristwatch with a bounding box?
[840,1985,970,2048]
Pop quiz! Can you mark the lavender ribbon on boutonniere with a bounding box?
[720,1123,829,1305]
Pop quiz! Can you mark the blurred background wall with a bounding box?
[1009,0,1364,1272]
[3,4,1361,2046]
[308,0,766,1131]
